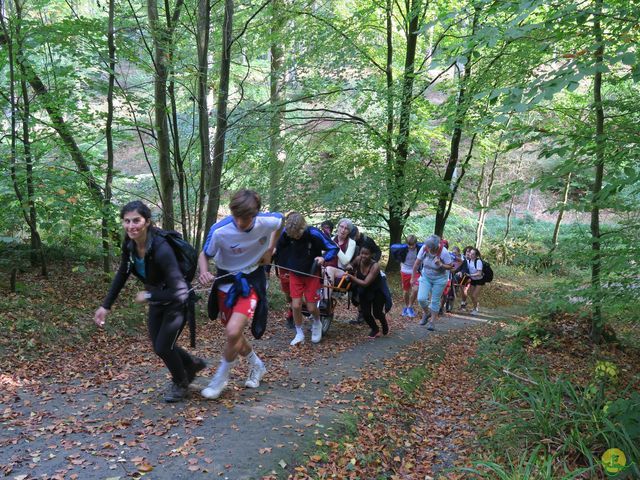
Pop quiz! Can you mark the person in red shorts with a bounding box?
[275,212,339,345]
[390,235,423,318]
[197,190,283,400]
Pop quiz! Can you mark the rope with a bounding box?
[189,263,350,294]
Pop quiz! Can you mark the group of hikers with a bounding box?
[94,190,490,403]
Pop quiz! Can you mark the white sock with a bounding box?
[295,326,304,335]
[217,358,235,377]
[245,350,261,366]
[312,316,321,325]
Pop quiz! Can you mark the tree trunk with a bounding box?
[549,172,571,253]
[2,0,47,276]
[386,0,420,264]
[434,9,478,237]
[148,0,175,230]
[384,0,400,272]
[268,0,285,212]
[195,0,211,252]
[590,0,605,343]
[475,136,501,249]
[205,0,234,234]
[102,0,116,273]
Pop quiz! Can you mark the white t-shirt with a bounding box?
[417,245,452,280]
[467,258,483,278]
[203,213,283,276]
[401,246,419,274]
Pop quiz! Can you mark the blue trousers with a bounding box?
[417,275,448,312]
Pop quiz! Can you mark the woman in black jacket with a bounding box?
[94,201,205,403]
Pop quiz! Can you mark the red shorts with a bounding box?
[401,272,418,291]
[289,272,321,302]
[216,288,259,326]
[278,270,291,295]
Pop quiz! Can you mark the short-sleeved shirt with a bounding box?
[467,258,483,278]
[417,245,452,280]
[401,246,419,274]
[202,213,283,276]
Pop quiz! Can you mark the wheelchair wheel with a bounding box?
[320,314,332,335]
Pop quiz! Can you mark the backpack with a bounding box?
[155,229,198,283]
[474,258,493,283]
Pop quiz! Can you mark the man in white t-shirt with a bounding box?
[197,189,283,400]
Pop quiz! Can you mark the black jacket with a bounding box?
[102,228,189,309]
[275,226,339,274]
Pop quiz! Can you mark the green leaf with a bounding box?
[621,52,636,66]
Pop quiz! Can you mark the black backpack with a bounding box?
[155,229,198,283]
[481,260,494,283]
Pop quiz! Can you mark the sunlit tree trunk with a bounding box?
[387,0,421,254]
[205,0,234,234]
[268,0,285,212]
[195,0,211,251]
[102,0,116,273]
[549,172,571,253]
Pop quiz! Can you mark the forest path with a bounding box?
[1,309,506,479]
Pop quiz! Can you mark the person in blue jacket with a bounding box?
[390,235,423,318]
[275,212,339,345]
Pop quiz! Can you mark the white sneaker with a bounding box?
[470,308,479,316]
[311,320,322,344]
[290,331,305,346]
[201,372,229,399]
[245,362,267,389]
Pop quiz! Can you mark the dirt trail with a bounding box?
[1,311,498,479]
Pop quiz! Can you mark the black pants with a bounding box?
[148,303,195,385]
[360,293,388,334]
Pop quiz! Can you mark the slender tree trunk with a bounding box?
[169,77,189,238]
[590,0,605,342]
[549,172,571,253]
[148,0,177,230]
[102,0,116,273]
[205,0,234,234]
[387,0,420,255]
[195,0,211,251]
[384,0,401,272]
[268,0,285,212]
[434,9,478,237]
[475,138,501,249]
[2,0,47,276]
[444,133,477,224]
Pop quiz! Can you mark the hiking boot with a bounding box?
[381,319,389,336]
[290,331,305,346]
[164,381,188,403]
[186,357,207,384]
[406,307,416,318]
[419,313,429,326]
[401,307,408,317]
[201,372,229,400]
[245,362,267,389]
[286,311,295,329]
[426,321,435,331]
[311,320,322,344]
[459,302,467,311]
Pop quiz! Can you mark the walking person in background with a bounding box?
[390,235,423,318]
[458,246,474,311]
[275,212,338,345]
[345,245,390,338]
[413,235,454,331]
[466,247,485,315]
[197,190,283,400]
[94,201,205,403]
